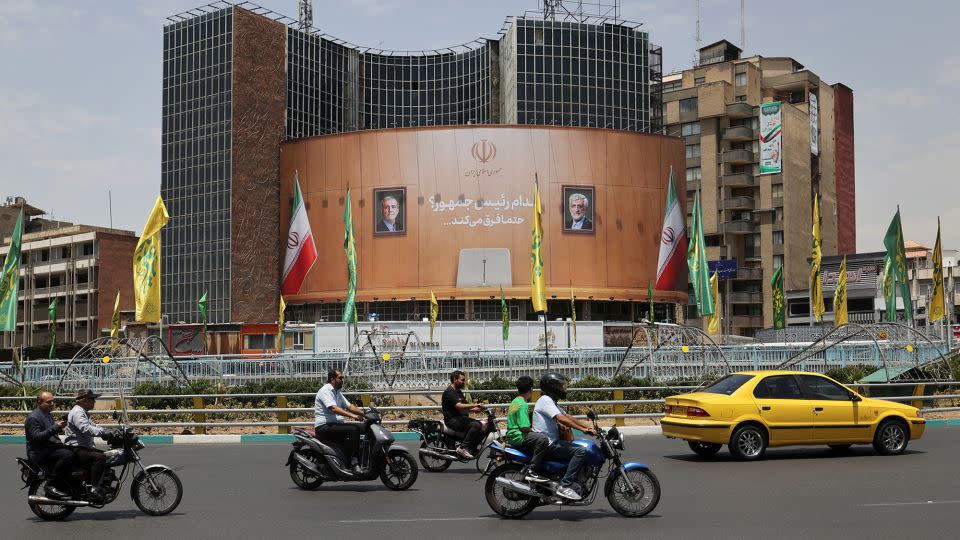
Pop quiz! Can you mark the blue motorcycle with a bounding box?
[482,411,660,518]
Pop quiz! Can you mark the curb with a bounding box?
[2,421,957,445]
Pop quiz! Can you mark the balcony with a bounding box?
[720,172,755,188]
[722,196,755,211]
[721,149,754,164]
[735,267,763,280]
[686,179,700,192]
[723,219,755,235]
[729,292,762,304]
[722,126,756,141]
[726,102,754,119]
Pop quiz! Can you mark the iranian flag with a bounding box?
[655,168,687,291]
[281,172,318,295]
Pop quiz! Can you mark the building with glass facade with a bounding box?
[161,2,663,325]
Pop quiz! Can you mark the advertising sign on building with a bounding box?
[759,101,783,174]
[809,93,819,156]
[708,259,738,280]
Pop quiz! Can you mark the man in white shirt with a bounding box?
[65,389,110,500]
[532,373,595,500]
[314,369,366,470]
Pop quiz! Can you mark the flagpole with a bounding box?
[543,308,550,370]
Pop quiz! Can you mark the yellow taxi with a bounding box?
[660,370,925,460]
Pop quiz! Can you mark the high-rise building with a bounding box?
[161,2,663,325]
[661,40,855,336]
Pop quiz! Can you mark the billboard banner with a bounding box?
[759,101,783,174]
[809,93,819,156]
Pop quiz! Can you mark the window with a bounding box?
[694,76,705,85]
[686,167,701,181]
[702,374,754,395]
[745,234,760,258]
[686,144,701,159]
[735,95,747,102]
[243,333,276,350]
[735,72,747,86]
[681,122,700,136]
[773,254,784,269]
[775,208,784,222]
[679,97,698,113]
[662,80,682,92]
[773,231,784,245]
[798,375,853,401]
[753,375,803,399]
[771,184,783,199]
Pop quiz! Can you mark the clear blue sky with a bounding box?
[1,0,956,251]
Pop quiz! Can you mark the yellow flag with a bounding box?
[279,295,286,337]
[429,291,439,342]
[530,178,547,313]
[111,291,121,338]
[810,195,825,321]
[707,272,721,335]
[834,256,848,326]
[133,196,169,322]
[930,218,945,322]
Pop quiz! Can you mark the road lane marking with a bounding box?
[340,517,490,524]
[859,500,960,507]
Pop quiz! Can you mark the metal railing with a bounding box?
[1,382,957,433]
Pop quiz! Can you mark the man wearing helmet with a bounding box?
[532,373,596,500]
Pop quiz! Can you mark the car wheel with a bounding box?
[688,441,722,457]
[873,419,908,455]
[729,424,767,461]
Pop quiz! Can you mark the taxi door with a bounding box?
[752,375,813,444]
[797,374,870,443]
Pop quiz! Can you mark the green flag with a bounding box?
[500,287,509,343]
[883,208,911,322]
[881,254,897,321]
[648,281,655,323]
[198,291,208,353]
[686,194,714,316]
[48,298,57,358]
[343,189,359,333]
[0,209,23,331]
[771,265,785,329]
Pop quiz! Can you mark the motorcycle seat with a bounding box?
[440,421,467,440]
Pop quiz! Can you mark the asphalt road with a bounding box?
[3,429,959,540]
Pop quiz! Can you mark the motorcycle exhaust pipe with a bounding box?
[494,477,541,498]
[28,495,92,507]
[418,447,454,461]
[292,452,323,476]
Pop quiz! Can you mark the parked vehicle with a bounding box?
[408,408,501,472]
[483,411,660,519]
[18,415,183,521]
[287,406,418,490]
[661,370,926,460]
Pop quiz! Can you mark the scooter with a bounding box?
[409,408,501,472]
[482,411,661,519]
[286,406,418,490]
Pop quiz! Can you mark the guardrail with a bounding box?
[2,382,956,434]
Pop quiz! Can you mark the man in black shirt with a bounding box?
[441,370,484,459]
[25,391,74,499]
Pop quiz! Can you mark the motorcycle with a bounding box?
[408,407,501,472]
[18,414,183,521]
[482,411,660,519]
[286,406,418,490]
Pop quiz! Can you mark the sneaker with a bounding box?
[455,446,475,460]
[524,471,550,483]
[555,485,582,501]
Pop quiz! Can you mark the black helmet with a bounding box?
[539,373,568,401]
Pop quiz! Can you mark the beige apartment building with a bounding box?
[661,40,856,336]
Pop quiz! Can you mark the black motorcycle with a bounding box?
[286,407,418,490]
[18,419,183,521]
[408,408,502,472]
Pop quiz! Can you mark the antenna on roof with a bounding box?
[740,0,746,50]
[298,0,313,30]
[694,0,702,67]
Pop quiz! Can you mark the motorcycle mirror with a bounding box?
[586,411,597,421]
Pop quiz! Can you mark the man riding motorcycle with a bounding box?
[314,368,366,473]
[442,370,486,459]
[532,373,596,501]
[24,391,73,500]
[65,388,114,501]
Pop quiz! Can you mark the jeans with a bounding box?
[517,431,549,470]
[545,440,587,487]
[446,416,482,452]
[315,423,363,464]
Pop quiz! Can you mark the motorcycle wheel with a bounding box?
[380,450,418,491]
[27,481,76,521]
[604,468,660,518]
[475,442,503,474]
[289,452,325,490]
[484,463,538,519]
[418,439,453,472]
[131,468,183,516]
